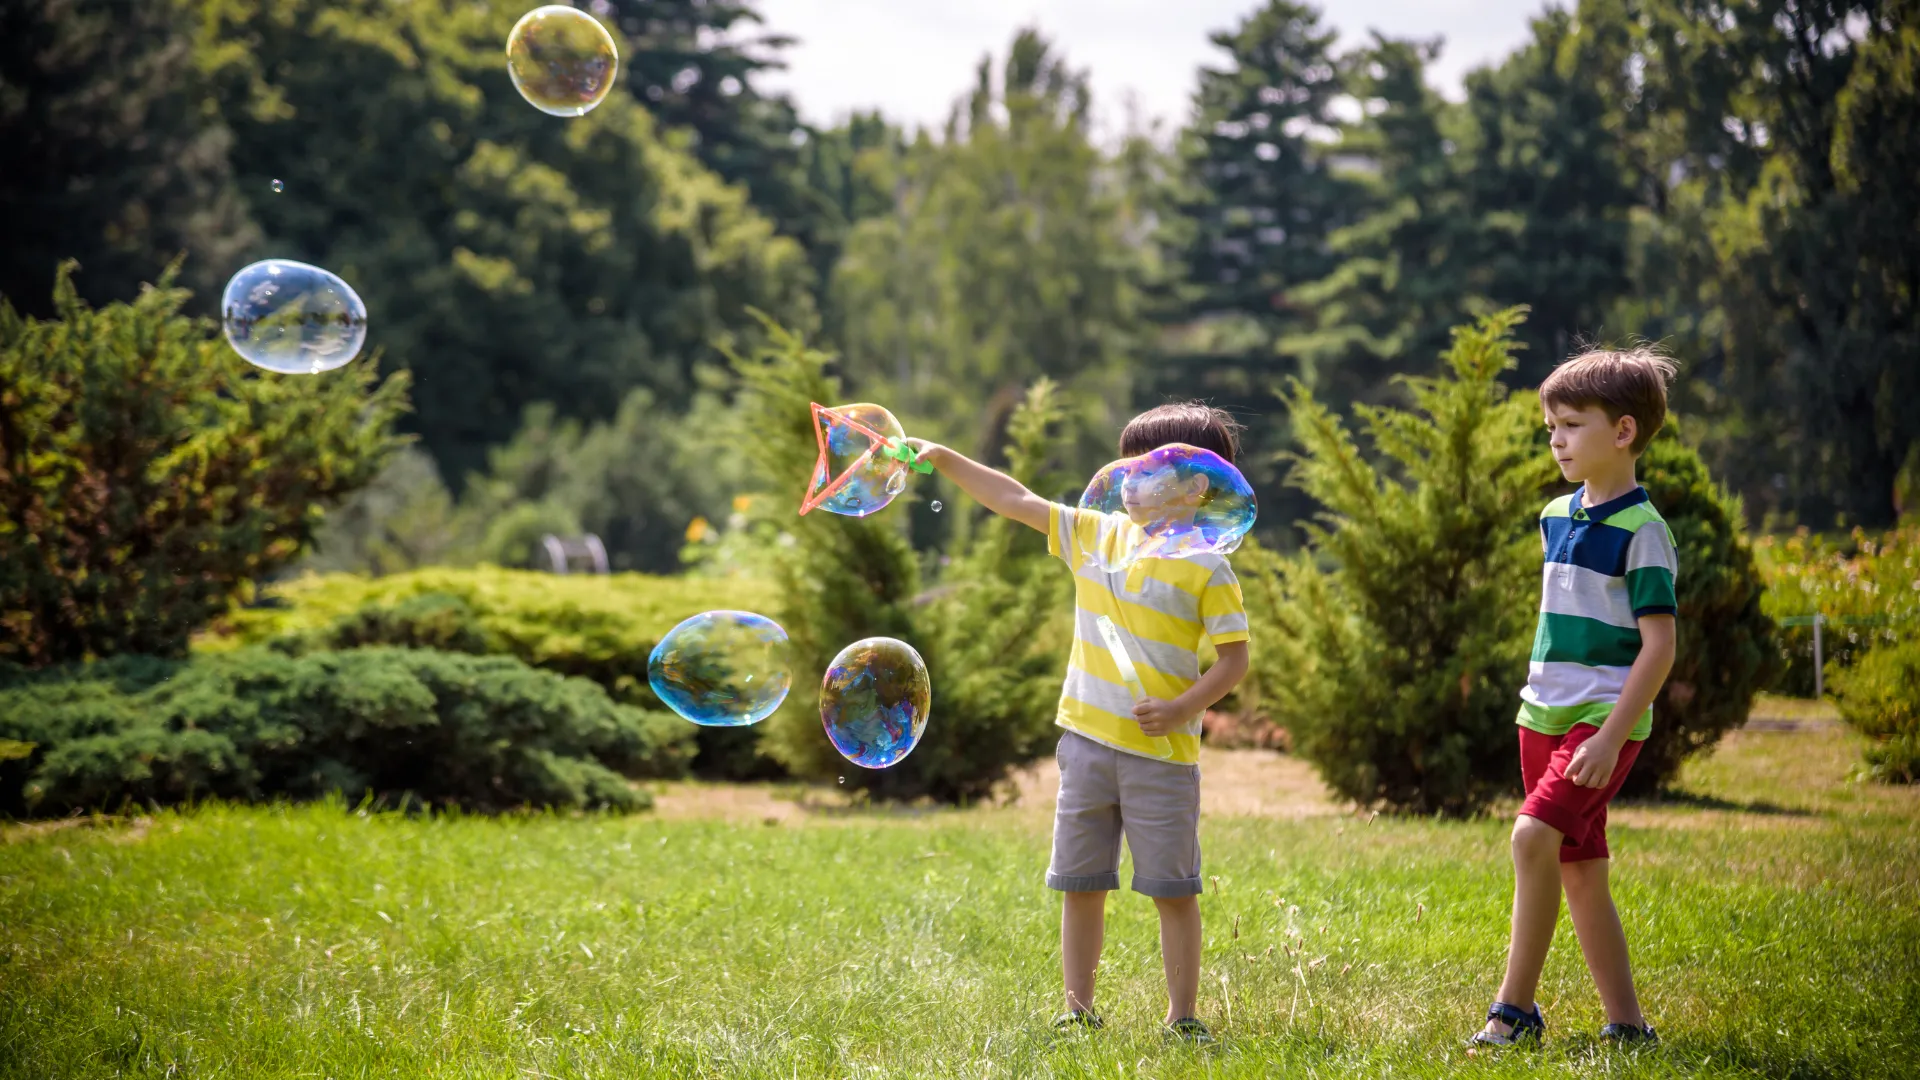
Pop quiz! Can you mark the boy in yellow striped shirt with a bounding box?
[907,403,1252,1042]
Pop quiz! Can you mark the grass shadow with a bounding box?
[1621,789,1814,817]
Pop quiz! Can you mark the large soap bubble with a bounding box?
[1076,443,1257,571]
[799,402,910,518]
[221,260,368,375]
[648,610,793,727]
[506,5,619,117]
[820,637,931,769]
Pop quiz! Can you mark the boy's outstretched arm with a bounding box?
[903,439,1051,534]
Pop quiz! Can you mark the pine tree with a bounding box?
[1254,307,1554,814]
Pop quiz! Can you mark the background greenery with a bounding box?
[3,0,1918,811]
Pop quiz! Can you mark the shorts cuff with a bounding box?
[1130,874,1203,898]
[1047,872,1120,892]
[1517,801,1587,847]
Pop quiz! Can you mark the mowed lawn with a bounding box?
[3,724,1916,1079]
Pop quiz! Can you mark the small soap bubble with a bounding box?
[801,402,910,518]
[506,5,619,117]
[271,179,284,193]
[221,259,367,374]
[1076,444,1257,572]
[648,610,792,727]
[931,500,943,513]
[821,637,931,769]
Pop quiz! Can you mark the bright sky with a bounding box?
[753,0,1556,137]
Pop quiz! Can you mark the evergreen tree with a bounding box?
[1150,0,1360,540]
[0,0,257,314]
[1256,308,1555,814]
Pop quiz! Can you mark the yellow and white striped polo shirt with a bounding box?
[1048,504,1252,765]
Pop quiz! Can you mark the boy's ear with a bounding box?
[1614,414,1638,450]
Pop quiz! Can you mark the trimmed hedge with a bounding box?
[0,647,693,816]
[1831,639,1920,783]
[199,566,779,777]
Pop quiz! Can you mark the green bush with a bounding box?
[1830,639,1920,783]
[0,647,693,817]
[1618,426,1777,795]
[1252,309,1555,815]
[730,321,1071,802]
[200,565,777,777]
[0,264,409,667]
[1757,525,1920,693]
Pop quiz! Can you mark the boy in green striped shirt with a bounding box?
[1472,348,1679,1049]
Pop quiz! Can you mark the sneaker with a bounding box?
[1165,1017,1214,1045]
[1468,1002,1545,1047]
[1599,1022,1658,1044]
[1051,1010,1103,1031]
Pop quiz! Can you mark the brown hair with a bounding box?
[1539,346,1679,454]
[1119,401,1243,465]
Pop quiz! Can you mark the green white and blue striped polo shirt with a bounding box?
[1518,486,1678,742]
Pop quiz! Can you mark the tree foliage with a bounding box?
[0,264,408,667]
[0,0,258,315]
[1252,309,1553,814]
[190,0,816,480]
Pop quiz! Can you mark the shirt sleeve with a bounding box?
[1625,521,1679,618]
[1200,560,1251,646]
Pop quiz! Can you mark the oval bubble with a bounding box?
[648,610,793,727]
[803,402,909,518]
[506,5,619,118]
[1076,443,1257,572]
[820,637,931,769]
[221,260,368,375]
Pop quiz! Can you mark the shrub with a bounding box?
[1757,524,1920,693]
[1830,639,1920,783]
[0,647,692,817]
[200,566,777,777]
[730,320,1071,802]
[1618,427,1777,795]
[1252,308,1555,815]
[0,264,409,667]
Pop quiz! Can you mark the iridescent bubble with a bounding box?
[648,610,792,727]
[506,5,619,118]
[221,259,367,375]
[931,500,943,513]
[1075,443,1257,571]
[271,179,284,193]
[799,402,910,518]
[820,637,931,769]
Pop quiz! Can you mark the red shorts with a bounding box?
[1518,723,1642,863]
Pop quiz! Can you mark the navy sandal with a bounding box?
[1051,1010,1103,1031]
[1468,1001,1545,1047]
[1165,1017,1215,1045]
[1599,1022,1657,1044]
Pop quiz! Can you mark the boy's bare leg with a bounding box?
[1560,858,1647,1027]
[1062,891,1107,1013]
[1153,895,1202,1022]
[1486,814,1565,1034]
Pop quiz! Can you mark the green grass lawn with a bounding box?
[3,725,1916,1078]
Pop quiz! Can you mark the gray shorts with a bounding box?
[1046,730,1202,898]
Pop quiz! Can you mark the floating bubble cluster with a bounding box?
[221,260,368,375]
[800,402,910,518]
[648,611,793,727]
[506,5,619,117]
[820,637,931,769]
[1076,443,1257,571]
